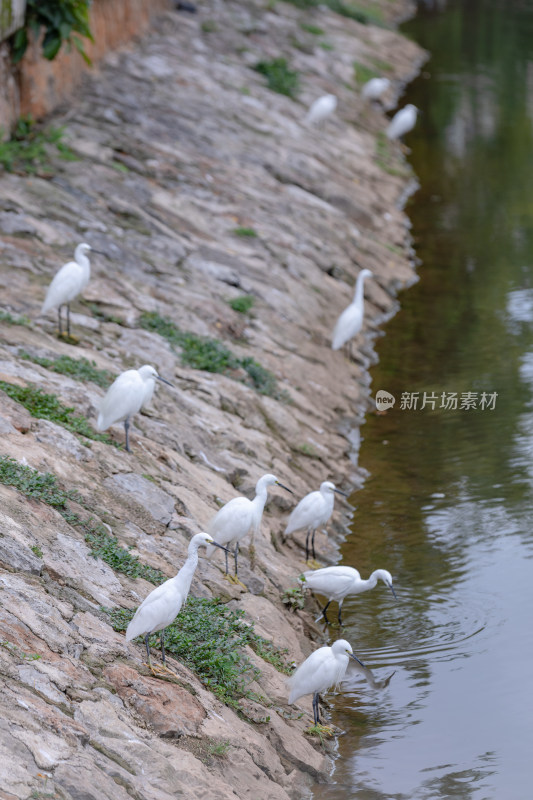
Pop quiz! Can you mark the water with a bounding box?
[313,1,533,798]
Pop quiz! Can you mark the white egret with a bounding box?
[386,104,418,140]
[300,566,397,625]
[284,481,348,562]
[205,473,293,578]
[331,268,372,353]
[126,532,228,675]
[96,364,172,452]
[304,94,337,126]
[362,77,391,102]
[41,242,104,337]
[288,639,364,726]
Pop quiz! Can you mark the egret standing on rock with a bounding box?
[205,473,293,579]
[386,104,419,140]
[97,364,172,452]
[362,77,391,102]
[41,243,103,338]
[284,481,348,563]
[304,94,337,126]
[288,639,365,727]
[300,566,397,625]
[126,532,228,675]
[331,268,372,355]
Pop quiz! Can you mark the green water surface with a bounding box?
[313,1,533,797]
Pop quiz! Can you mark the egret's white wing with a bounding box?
[285,491,324,535]
[288,647,339,703]
[302,567,358,600]
[126,579,184,639]
[41,261,84,313]
[332,302,363,350]
[207,496,254,547]
[97,370,144,430]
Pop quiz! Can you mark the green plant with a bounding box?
[207,740,231,758]
[139,313,285,399]
[319,42,334,51]
[229,295,255,314]
[296,442,319,458]
[281,0,385,25]
[233,226,258,238]
[201,20,218,33]
[0,456,164,584]
[80,302,124,325]
[106,596,290,705]
[300,22,325,35]
[30,544,43,558]
[19,352,114,388]
[11,0,93,64]
[281,585,306,612]
[375,132,410,177]
[0,380,117,446]
[254,58,300,98]
[353,61,379,86]
[0,309,31,326]
[0,117,77,175]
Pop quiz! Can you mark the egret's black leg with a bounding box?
[305,528,311,561]
[311,529,317,561]
[124,417,131,452]
[321,600,332,623]
[144,632,151,664]
[313,692,320,725]
[160,630,166,664]
[58,306,63,336]
[66,303,71,337]
[234,542,239,577]
[224,547,229,575]
[337,601,343,626]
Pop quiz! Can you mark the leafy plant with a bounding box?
[281,585,306,612]
[0,117,77,175]
[0,456,164,584]
[0,309,31,326]
[11,0,94,64]
[254,58,300,98]
[207,740,231,758]
[107,596,290,706]
[233,226,258,238]
[281,0,385,25]
[139,312,285,399]
[0,380,116,445]
[229,295,255,314]
[30,544,43,558]
[19,352,114,388]
[300,23,325,35]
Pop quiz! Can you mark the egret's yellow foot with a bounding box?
[58,332,80,345]
[306,559,321,570]
[143,661,179,679]
[224,573,239,584]
[233,577,248,590]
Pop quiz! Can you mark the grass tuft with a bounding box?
[0,380,116,446]
[0,116,77,175]
[233,226,258,238]
[106,597,291,706]
[19,352,114,388]
[0,309,32,326]
[139,312,285,399]
[254,58,300,98]
[229,295,255,314]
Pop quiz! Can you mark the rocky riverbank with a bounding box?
[0,1,425,797]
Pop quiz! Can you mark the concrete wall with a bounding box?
[0,0,170,134]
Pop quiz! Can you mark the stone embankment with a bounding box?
[0,1,424,797]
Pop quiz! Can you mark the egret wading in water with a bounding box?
[97,364,172,452]
[386,104,419,140]
[362,77,391,102]
[332,269,373,356]
[288,639,365,727]
[205,473,293,581]
[41,243,104,338]
[126,532,228,676]
[300,566,397,625]
[284,481,348,563]
[304,94,337,126]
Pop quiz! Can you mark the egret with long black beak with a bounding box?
[300,566,397,625]
[284,481,348,563]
